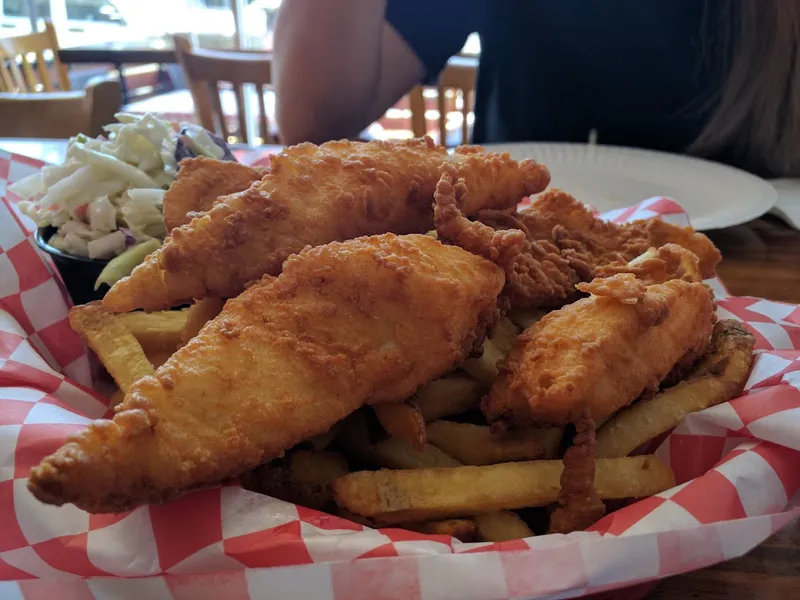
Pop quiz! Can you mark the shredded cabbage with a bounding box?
[17,112,235,260]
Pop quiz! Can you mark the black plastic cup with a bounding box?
[33,227,111,305]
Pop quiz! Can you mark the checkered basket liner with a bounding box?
[1,151,797,600]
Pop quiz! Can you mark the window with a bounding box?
[196,0,228,8]
[2,0,52,19]
[66,0,124,23]
[2,0,24,17]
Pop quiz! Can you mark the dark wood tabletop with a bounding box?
[647,215,800,599]
[59,42,178,65]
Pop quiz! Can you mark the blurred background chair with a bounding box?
[173,34,278,144]
[0,21,70,92]
[409,58,477,147]
[0,79,121,138]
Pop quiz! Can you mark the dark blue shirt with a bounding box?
[387,1,733,161]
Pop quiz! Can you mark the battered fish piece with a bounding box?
[104,137,549,312]
[163,157,266,231]
[483,273,715,427]
[28,234,505,513]
[509,189,721,278]
[434,173,583,309]
[594,244,703,285]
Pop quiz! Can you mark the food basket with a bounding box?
[1,150,798,600]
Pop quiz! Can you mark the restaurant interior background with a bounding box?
[0,0,482,144]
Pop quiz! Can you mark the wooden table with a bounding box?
[58,39,179,66]
[59,39,182,104]
[1,138,798,599]
[58,38,274,104]
[57,40,478,105]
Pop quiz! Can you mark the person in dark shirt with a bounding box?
[273,1,800,177]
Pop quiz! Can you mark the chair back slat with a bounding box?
[207,81,226,135]
[19,53,38,91]
[36,51,53,92]
[173,34,277,143]
[232,82,248,143]
[0,55,16,92]
[257,84,269,143]
[409,85,426,138]
[436,87,447,147]
[409,61,477,147]
[0,21,70,92]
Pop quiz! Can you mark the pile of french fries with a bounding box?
[69,298,754,543]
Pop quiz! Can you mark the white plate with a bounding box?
[481,142,777,231]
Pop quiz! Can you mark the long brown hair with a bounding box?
[689,0,800,176]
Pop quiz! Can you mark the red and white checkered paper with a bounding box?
[1,150,798,600]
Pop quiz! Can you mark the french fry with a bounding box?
[331,455,675,524]
[404,518,478,542]
[596,320,756,458]
[290,450,349,486]
[338,411,460,469]
[414,374,484,422]
[308,420,343,452]
[116,309,188,355]
[338,413,535,534]
[507,308,546,331]
[335,508,375,528]
[241,450,348,510]
[426,421,562,465]
[490,316,521,355]
[461,317,520,385]
[68,302,155,393]
[371,437,462,469]
[145,350,173,369]
[373,400,427,450]
[461,338,505,385]
[474,511,534,542]
[109,388,125,409]
[180,297,226,345]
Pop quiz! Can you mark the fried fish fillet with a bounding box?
[510,189,721,279]
[103,137,549,312]
[162,156,266,231]
[467,189,720,310]
[29,234,505,512]
[434,172,582,310]
[483,273,715,427]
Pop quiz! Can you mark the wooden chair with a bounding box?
[410,58,477,146]
[0,21,71,93]
[173,35,278,144]
[0,79,121,138]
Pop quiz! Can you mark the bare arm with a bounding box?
[273,0,426,144]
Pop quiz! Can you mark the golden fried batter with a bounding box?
[512,189,722,278]
[594,244,703,285]
[104,137,549,312]
[483,273,715,427]
[434,173,583,309]
[548,408,605,534]
[29,234,504,512]
[162,157,266,232]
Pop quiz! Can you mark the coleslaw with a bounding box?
[11,113,233,262]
